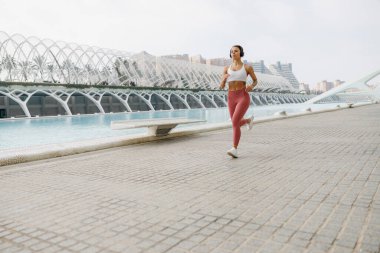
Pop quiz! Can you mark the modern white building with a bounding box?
[0,31,314,118]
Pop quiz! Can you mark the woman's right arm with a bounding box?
[219,66,229,89]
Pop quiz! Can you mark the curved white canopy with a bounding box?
[0,31,295,92]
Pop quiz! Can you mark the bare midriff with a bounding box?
[228,81,246,91]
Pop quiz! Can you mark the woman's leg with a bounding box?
[228,92,237,122]
[228,92,238,147]
[231,92,250,147]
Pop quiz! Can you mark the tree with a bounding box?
[84,64,95,84]
[72,64,81,84]
[62,59,73,83]
[46,64,57,83]
[113,58,128,85]
[32,55,47,80]
[1,54,17,80]
[99,66,111,86]
[18,61,32,81]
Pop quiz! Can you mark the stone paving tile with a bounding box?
[0,104,379,253]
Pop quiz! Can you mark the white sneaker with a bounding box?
[246,115,254,130]
[227,147,238,158]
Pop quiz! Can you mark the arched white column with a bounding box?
[0,90,32,117]
[110,91,132,112]
[130,92,155,111]
[168,93,191,109]
[213,94,228,107]
[41,90,73,115]
[76,91,105,113]
[151,92,174,110]
[188,94,206,109]
[259,95,268,105]
[199,94,217,108]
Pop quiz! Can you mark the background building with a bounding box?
[251,60,272,74]
[268,62,300,90]
[189,54,206,64]
[314,79,345,93]
[206,58,231,67]
[316,80,333,93]
[334,79,345,87]
[162,54,190,62]
[299,83,311,94]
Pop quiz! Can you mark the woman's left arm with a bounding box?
[245,65,258,92]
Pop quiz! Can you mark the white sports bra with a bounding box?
[227,64,247,83]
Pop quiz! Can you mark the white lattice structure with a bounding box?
[0,31,295,92]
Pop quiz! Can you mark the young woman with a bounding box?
[219,45,258,158]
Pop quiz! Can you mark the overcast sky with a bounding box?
[0,0,379,87]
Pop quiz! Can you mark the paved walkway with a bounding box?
[0,105,379,253]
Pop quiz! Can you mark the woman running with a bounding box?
[219,45,258,158]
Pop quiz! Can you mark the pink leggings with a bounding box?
[228,89,250,147]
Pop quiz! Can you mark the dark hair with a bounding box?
[230,45,244,58]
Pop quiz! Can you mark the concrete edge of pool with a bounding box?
[0,102,375,167]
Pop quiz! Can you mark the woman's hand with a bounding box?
[245,84,254,92]
[220,73,230,89]
[246,67,258,92]
[222,73,230,82]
